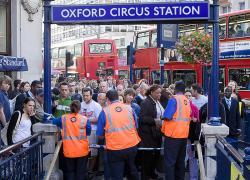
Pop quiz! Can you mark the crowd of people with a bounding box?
[0,74,244,180]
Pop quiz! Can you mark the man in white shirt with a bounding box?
[81,87,102,172]
[191,84,208,110]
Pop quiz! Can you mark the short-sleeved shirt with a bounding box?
[80,100,102,130]
[96,103,138,136]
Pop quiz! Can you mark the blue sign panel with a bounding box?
[220,40,250,59]
[0,56,28,71]
[51,2,209,24]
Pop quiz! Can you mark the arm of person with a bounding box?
[86,119,91,136]
[7,111,20,145]
[0,105,6,126]
[132,109,139,129]
[162,98,177,120]
[96,110,106,139]
[52,117,62,129]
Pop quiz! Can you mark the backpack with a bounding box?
[1,111,22,146]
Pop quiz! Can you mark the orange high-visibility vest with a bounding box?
[161,95,191,138]
[61,113,89,158]
[103,102,141,150]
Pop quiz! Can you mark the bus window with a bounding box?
[219,18,226,39]
[179,24,196,36]
[151,70,170,85]
[136,31,150,49]
[89,43,112,54]
[229,68,250,90]
[118,70,129,80]
[228,13,250,38]
[173,70,196,88]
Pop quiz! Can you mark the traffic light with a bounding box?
[127,42,135,65]
[66,51,74,67]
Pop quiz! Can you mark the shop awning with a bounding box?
[0,55,28,71]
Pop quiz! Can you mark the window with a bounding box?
[74,43,82,56]
[105,26,112,32]
[59,47,66,58]
[229,68,250,90]
[219,18,226,39]
[89,43,112,54]
[173,70,196,88]
[0,2,7,53]
[228,13,250,38]
[239,2,245,10]
[51,48,59,59]
[222,6,231,14]
[136,31,150,49]
[151,32,157,47]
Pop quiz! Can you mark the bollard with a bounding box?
[201,123,229,180]
[33,123,63,180]
[243,147,250,179]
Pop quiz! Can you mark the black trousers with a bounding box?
[164,137,187,180]
[64,156,88,180]
[141,150,160,180]
[107,146,139,180]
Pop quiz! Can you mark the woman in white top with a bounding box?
[7,97,36,147]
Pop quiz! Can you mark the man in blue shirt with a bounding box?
[0,75,12,123]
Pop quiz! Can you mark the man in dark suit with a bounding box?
[222,86,241,149]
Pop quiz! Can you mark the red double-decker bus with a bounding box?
[77,39,119,80]
[133,10,250,98]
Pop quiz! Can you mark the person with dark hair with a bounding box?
[185,89,200,180]
[34,88,45,122]
[222,86,241,149]
[161,81,191,180]
[96,89,140,180]
[14,80,42,112]
[191,83,208,110]
[139,84,164,179]
[52,100,91,180]
[160,84,173,109]
[53,82,72,117]
[9,79,21,99]
[81,87,102,173]
[7,97,37,147]
[124,88,141,118]
[0,75,12,122]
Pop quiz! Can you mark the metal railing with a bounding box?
[0,132,44,179]
[216,135,250,180]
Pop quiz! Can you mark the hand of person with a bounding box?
[154,118,162,129]
[54,100,59,107]
[29,110,36,116]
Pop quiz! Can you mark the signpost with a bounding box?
[44,0,220,125]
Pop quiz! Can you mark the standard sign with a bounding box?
[51,2,209,24]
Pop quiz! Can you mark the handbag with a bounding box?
[1,111,22,146]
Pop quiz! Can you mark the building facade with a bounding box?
[219,0,250,14]
[0,0,43,82]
